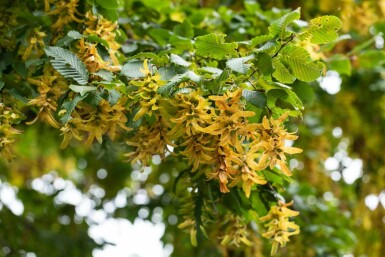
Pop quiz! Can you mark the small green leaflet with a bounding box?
[279,45,324,82]
[69,85,97,96]
[170,54,191,67]
[226,55,254,74]
[44,46,89,85]
[255,52,273,75]
[195,33,238,60]
[121,61,148,78]
[302,16,342,44]
[60,94,88,124]
[272,58,296,84]
[269,8,301,40]
[242,89,267,108]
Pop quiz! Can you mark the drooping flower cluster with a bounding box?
[0,104,21,162]
[259,201,300,255]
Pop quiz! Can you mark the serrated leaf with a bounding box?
[269,8,301,40]
[280,45,324,82]
[250,35,274,47]
[226,55,254,74]
[93,70,114,81]
[67,30,83,39]
[195,33,238,60]
[267,88,303,111]
[158,71,201,96]
[303,16,342,44]
[60,94,87,123]
[69,85,97,96]
[84,91,103,107]
[44,46,89,85]
[242,89,266,108]
[170,54,191,67]
[272,58,296,84]
[256,52,273,75]
[121,61,148,78]
[106,89,121,105]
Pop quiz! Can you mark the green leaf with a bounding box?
[158,71,201,96]
[256,52,273,75]
[121,61,148,78]
[195,33,238,60]
[69,85,97,96]
[67,30,83,39]
[87,35,110,49]
[327,54,351,75]
[60,94,87,124]
[250,35,274,47]
[358,50,385,68]
[267,88,303,114]
[170,54,191,67]
[242,89,267,108]
[93,70,114,82]
[149,28,171,46]
[226,55,253,74]
[272,58,296,84]
[174,20,194,39]
[280,45,324,82]
[95,0,118,9]
[302,16,342,44]
[269,8,301,40]
[44,46,89,85]
[105,89,121,105]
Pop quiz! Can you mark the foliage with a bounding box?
[0,0,384,257]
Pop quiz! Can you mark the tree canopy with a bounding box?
[0,0,384,257]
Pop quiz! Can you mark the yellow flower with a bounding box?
[76,38,120,74]
[169,91,213,138]
[125,116,171,166]
[179,133,216,171]
[84,11,120,65]
[259,201,300,256]
[129,60,165,121]
[26,73,67,128]
[256,113,302,176]
[46,0,83,31]
[0,104,21,162]
[194,89,256,154]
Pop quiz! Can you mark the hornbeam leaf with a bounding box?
[195,33,238,60]
[170,54,191,67]
[303,16,342,44]
[279,45,324,82]
[226,55,254,74]
[272,58,296,84]
[44,46,89,85]
[269,8,301,40]
[242,89,267,108]
[69,85,97,96]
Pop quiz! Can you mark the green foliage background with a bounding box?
[0,0,384,257]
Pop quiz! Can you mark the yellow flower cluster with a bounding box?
[259,201,300,255]
[26,70,68,128]
[220,215,253,247]
[84,11,120,65]
[76,38,120,74]
[46,0,83,31]
[60,99,130,148]
[0,104,21,162]
[125,78,303,198]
